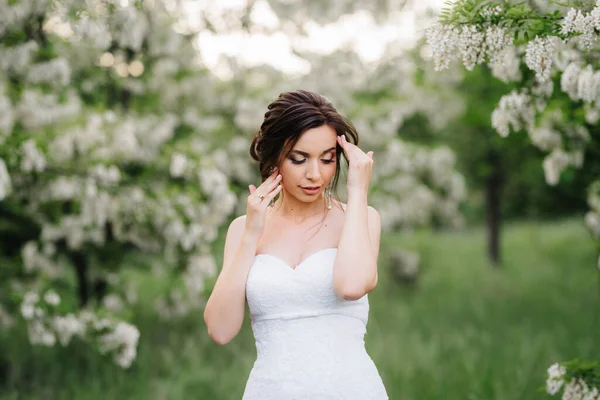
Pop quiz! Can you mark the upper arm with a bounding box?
[222,215,246,271]
[367,206,381,263]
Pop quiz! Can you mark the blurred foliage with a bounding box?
[402,43,593,222]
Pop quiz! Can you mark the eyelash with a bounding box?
[290,158,335,165]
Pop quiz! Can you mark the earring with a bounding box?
[326,183,332,210]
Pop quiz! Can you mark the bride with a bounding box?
[204,90,389,399]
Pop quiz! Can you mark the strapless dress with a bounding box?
[242,248,388,400]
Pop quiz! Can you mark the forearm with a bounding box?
[204,233,258,344]
[333,191,378,300]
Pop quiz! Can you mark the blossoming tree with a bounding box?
[0,0,237,368]
[426,0,600,396]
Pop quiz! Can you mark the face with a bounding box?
[278,124,338,202]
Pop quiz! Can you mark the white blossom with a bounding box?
[0,158,12,200]
[52,314,86,346]
[490,45,522,83]
[28,319,56,347]
[546,362,566,395]
[169,152,188,177]
[561,63,581,99]
[561,9,583,35]
[585,211,600,238]
[102,294,124,313]
[20,303,35,320]
[90,164,121,186]
[529,126,562,151]
[73,18,112,50]
[0,41,38,73]
[561,8,598,49]
[198,166,229,196]
[98,321,140,368]
[26,58,71,86]
[485,26,512,59]
[0,90,15,138]
[43,290,60,306]
[184,253,217,295]
[113,6,149,52]
[576,65,600,103]
[481,5,503,18]
[17,90,81,129]
[561,378,599,400]
[457,26,486,71]
[584,103,600,124]
[425,22,460,71]
[543,149,571,186]
[491,91,534,137]
[20,140,47,173]
[525,36,557,82]
[0,304,14,329]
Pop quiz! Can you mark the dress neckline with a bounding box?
[254,248,337,271]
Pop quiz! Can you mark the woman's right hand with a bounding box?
[245,168,283,237]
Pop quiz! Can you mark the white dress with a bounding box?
[243,248,389,400]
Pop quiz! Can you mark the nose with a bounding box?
[305,159,321,182]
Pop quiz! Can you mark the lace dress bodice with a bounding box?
[243,248,388,400]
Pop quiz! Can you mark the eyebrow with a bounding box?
[290,147,336,157]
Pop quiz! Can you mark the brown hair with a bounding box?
[250,90,359,208]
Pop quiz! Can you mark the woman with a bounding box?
[204,90,388,399]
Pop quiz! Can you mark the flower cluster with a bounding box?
[19,289,140,368]
[425,22,515,73]
[561,63,600,103]
[426,2,600,94]
[546,361,600,399]
[547,362,568,395]
[525,36,557,83]
[560,6,600,50]
[491,91,535,138]
[371,140,466,231]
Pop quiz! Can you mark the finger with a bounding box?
[249,184,256,194]
[265,183,283,201]
[265,168,279,184]
[367,151,374,159]
[252,174,281,204]
[256,174,282,197]
[259,173,282,192]
[339,135,359,152]
[337,136,348,156]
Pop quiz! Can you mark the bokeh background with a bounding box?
[0,0,598,399]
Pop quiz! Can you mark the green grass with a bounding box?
[1,218,599,400]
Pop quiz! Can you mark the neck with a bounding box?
[272,189,328,222]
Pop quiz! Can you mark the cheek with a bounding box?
[324,163,337,179]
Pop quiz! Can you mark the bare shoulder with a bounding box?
[224,215,246,251]
[227,215,246,237]
[230,214,246,227]
[366,205,381,221]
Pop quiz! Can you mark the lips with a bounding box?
[300,186,321,195]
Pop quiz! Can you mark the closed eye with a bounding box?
[291,158,335,165]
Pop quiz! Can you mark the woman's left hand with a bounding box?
[336,135,373,198]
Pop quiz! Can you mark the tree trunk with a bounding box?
[70,251,89,306]
[486,150,503,266]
